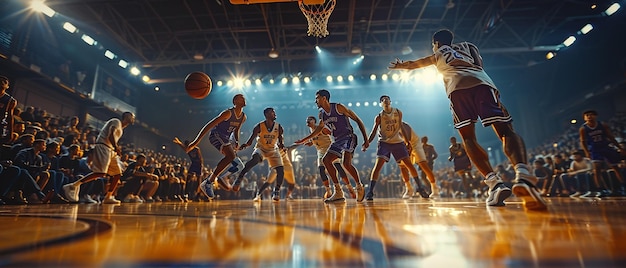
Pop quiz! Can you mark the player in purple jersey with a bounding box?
[579,110,624,196]
[389,29,546,210]
[175,94,247,200]
[295,89,369,203]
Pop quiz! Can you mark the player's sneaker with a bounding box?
[62,183,80,203]
[402,186,413,199]
[512,175,547,210]
[347,186,357,199]
[416,187,429,199]
[323,187,332,199]
[286,194,295,201]
[486,183,511,206]
[569,191,582,198]
[429,184,440,199]
[272,191,280,202]
[253,193,262,202]
[232,178,242,192]
[365,191,374,201]
[356,183,365,202]
[199,179,215,199]
[324,187,345,203]
[579,191,593,198]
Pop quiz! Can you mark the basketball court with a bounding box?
[2,197,626,267]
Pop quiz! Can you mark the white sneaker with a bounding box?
[63,183,80,203]
[324,186,346,203]
[429,185,440,199]
[579,191,593,198]
[199,179,215,199]
[486,183,512,206]
[80,194,98,204]
[402,186,413,199]
[356,183,365,202]
[323,187,332,199]
[253,193,262,202]
[272,191,280,202]
[569,191,582,198]
[511,179,547,211]
[102,196,121,204]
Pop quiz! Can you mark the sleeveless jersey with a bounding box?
[320,103,353,139]
[211,108,245,141]
[255,121,280,150]
[434,42,498,96]
[311,128,332,150]
[583,121,611,151]
[401,123,419,146]
[188,147,203,166]
[449,143,468,160]
[378,108,404,144]
[96,118,123,148]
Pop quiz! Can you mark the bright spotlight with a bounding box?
[31,0,56,17]
[292,77,300,84]
[255,79,261,85]
[364,102,369,106]
[130,67,140,76]
[234,78,244,88]
[281,77,288,84]
[348,102,352,107]
[605,3,621,16]
[81,34,96,45]
[391,73,400,81]
[154,86,160,91]
[370,74,376,80]
[104,50,116,60]
[270,79,275,84]
[356,102,361,107]
[400,72,411,81]
[580,24,593,34]
[326,75,333,82]
[227,80,234,87]
[118,59,128,68]
[381,74,388,81]
[217,80,223,86]
[315,45,321,53]
[562,36,576,47]
[570,119,577,124]
[337,76,343,82]
[304,77,311,83]
[62,22,77,33]
[546,51,556,60]
[245,79,251,87]
[142,75,150,82]
[373,102,378,107]
[348,75,354,81]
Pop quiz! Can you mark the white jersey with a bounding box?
[378,108,404,144]
[96,118,123,148]
[255,121,281,151]
[434,42,498,96]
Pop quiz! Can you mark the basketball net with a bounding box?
[299,0,336,38]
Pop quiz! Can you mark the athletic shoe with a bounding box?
[511,178,547,211]
[63,183,80,203]
[324,187,332,199]
[429,186,440,199]
[253,193,262,202]
[486,183,511,206]
[402,186,413,199]
[102,196,121,204]
[272,191,280,202]
[324,187,346,203]
[356,184,365,202]
[347,186,357,199]
[416,187,429,199]
[286,194,295,201]
[569,192,582,198]
[232,178,242,192]
[80,194,98,204]
[579,191,592,198]
[365,191,374,201]
[200,179,215,199]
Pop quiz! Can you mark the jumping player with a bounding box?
[389,29,546,210]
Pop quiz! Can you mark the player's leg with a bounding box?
[233,154,262,192]
[333,161,355,198]
[398,163,413,199]
[322,150,345,203]
[341,151,365,202]
[366,157,386,201]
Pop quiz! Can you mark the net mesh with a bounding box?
[299,0,336,38]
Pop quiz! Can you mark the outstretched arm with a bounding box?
[367,115,381,144]
[388,55,436,70]
[239,123,261,151]
[337,103,369,149]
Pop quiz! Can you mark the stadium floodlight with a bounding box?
[130,67,140,76]
[580,24,593,34]
[605,3,621,16]
[118,59,128,68]
[104,50,116,60]
[142,75,150,82]
[81,34,96,45]
[62,22,77,33]
[562,36,576,47]
[31,0,56,17]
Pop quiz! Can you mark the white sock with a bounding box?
[515,163,530,175]
[484,172,501,189]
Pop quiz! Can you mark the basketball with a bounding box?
[184,72,212,99]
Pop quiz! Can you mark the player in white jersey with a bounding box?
[261,146,297,201]
[389,29,546,210]
[399,122,439,199]
[233,107,285,202]
[364,95,429,201]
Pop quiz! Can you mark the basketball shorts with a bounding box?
[252,147,284,168]
[449,84,512,129]
[590,147,622,165]
[209,131,233,152]
[91,143,123,176]
[377,142,409,162]
[326,134,357,157]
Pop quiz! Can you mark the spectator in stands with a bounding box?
[19,106,35,123]
[63,116,81,138]
[14,138,50,191]
[11,134,34,159]
[39,141,69,203]
[118,154,157,203]
[563,150,593,197]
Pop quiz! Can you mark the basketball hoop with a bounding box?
[299,0,336,38]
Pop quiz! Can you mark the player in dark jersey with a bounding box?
[448,136,474,197]
[175,94,247,200]
[172,139,204,179]
[0,76,17,145]
[579,110,624,197]
[389,29,546,210]
[295,89,369,203]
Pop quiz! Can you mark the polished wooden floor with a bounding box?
[2,196,626,267]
